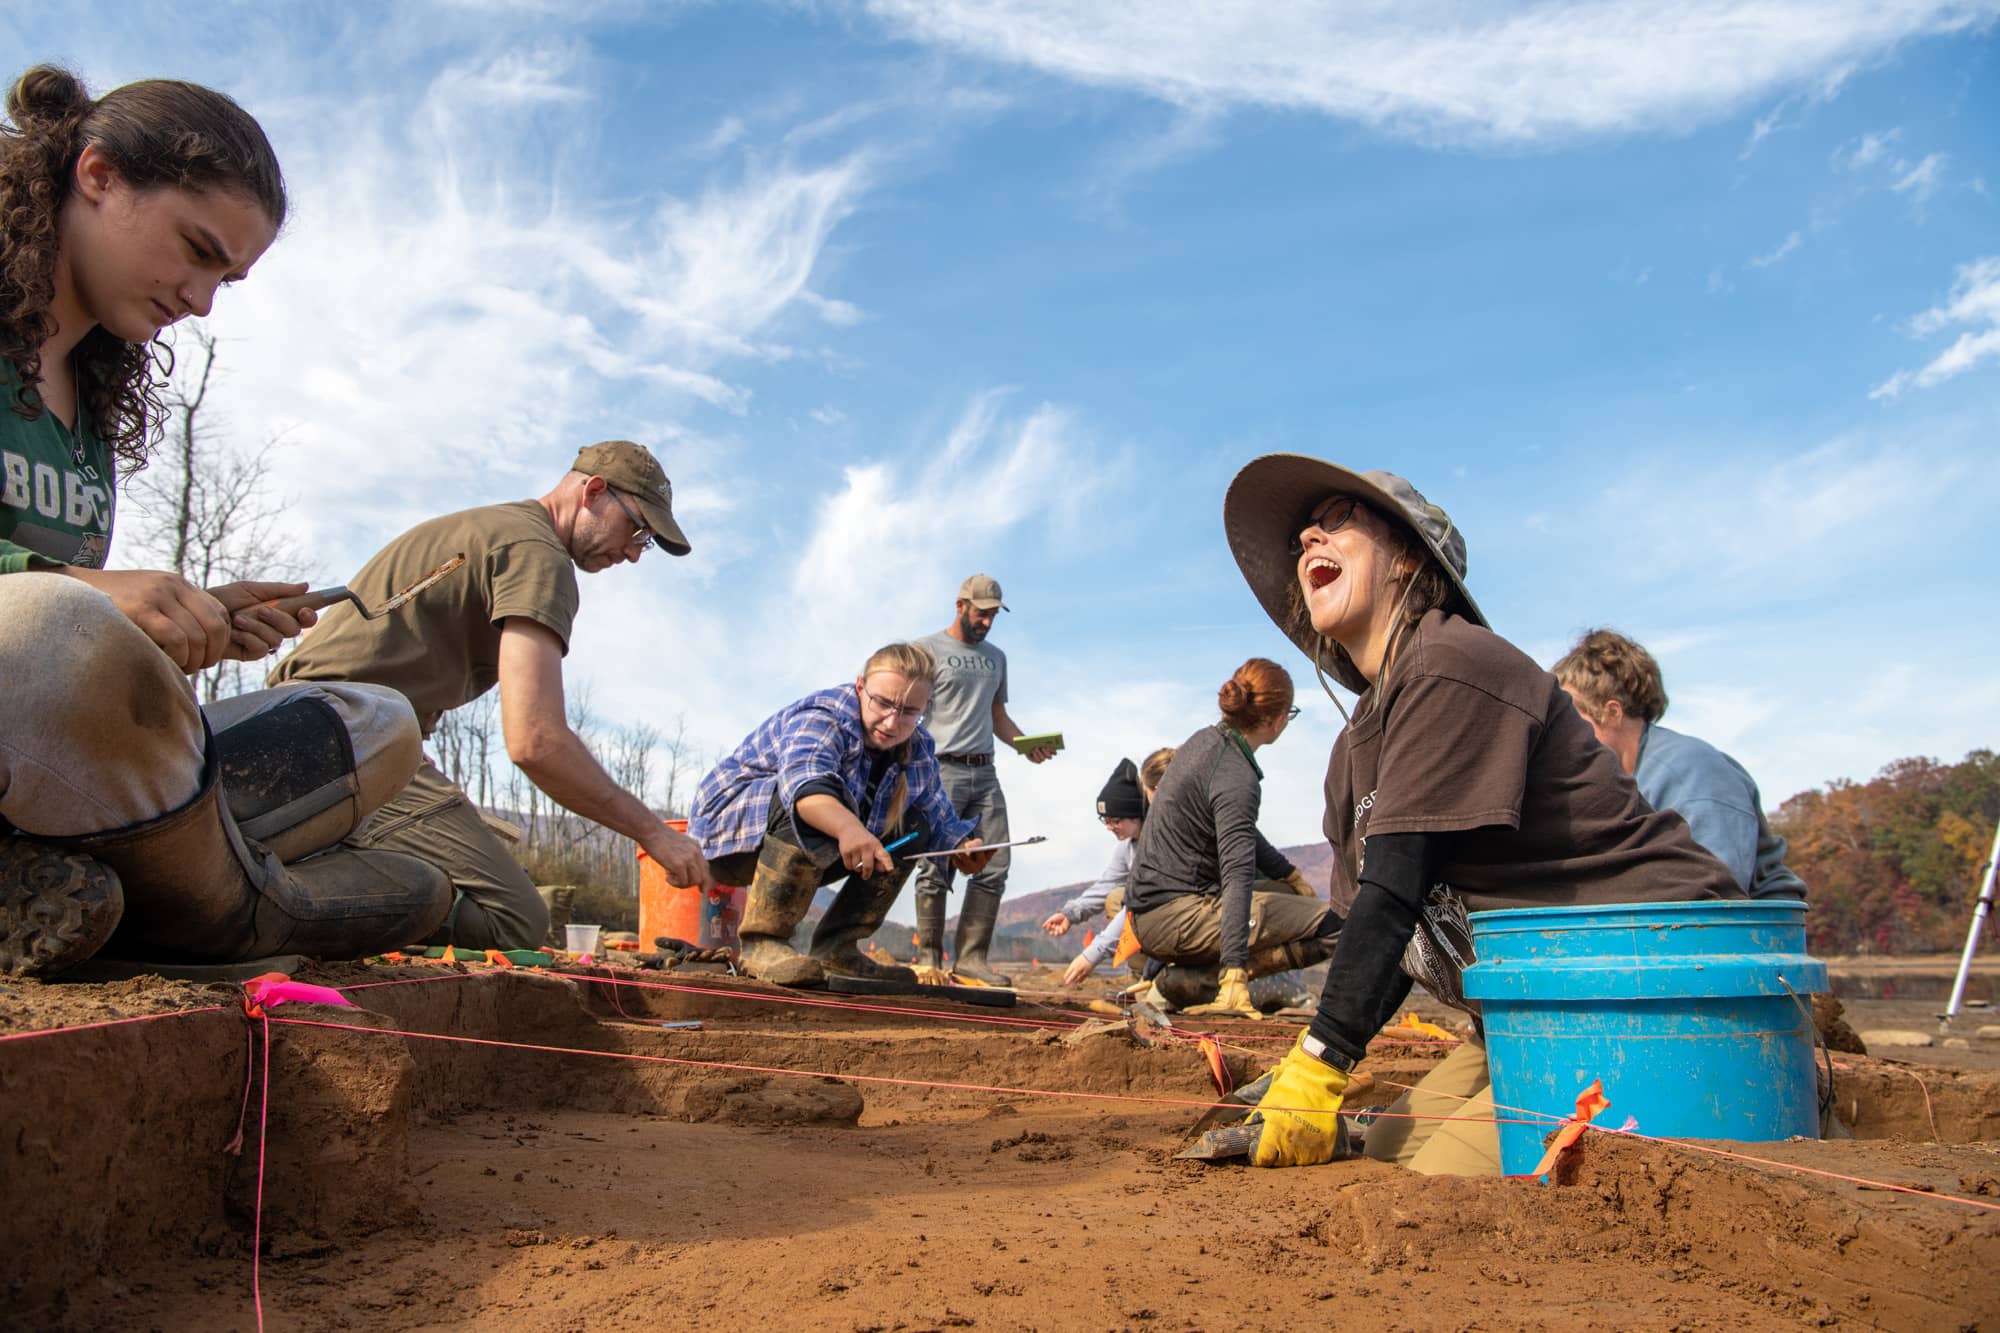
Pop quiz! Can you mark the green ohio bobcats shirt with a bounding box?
[0,360,116,573]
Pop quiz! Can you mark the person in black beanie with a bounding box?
[1042,757,1147,930]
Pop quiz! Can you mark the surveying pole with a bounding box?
[1939,815,2000,1028]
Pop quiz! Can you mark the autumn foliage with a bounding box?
[1772,749,1999,955]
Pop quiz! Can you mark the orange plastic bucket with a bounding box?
[637,819,745,951]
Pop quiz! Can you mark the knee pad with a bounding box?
[211,694,365,862]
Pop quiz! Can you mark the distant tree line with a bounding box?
[1773,749,1999,955]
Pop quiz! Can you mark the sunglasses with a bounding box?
[1287,495,1361,556]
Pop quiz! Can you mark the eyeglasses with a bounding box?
[860,687,926,722]
[1285,706,1302,720]
[604,486,653,550]
[1288,495,1361,555]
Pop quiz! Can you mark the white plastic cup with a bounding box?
[565,923,602,957]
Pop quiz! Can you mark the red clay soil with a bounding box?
[4,962,1999,1331]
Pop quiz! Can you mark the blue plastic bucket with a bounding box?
[1461,899,1825,1176]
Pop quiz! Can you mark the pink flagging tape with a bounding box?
[0,1004,229,1043]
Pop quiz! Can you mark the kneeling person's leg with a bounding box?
[351,762,548,951]
[204,682,424,863]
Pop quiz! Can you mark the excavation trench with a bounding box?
[2,965,1997,1330]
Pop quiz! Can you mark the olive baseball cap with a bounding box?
[959,573,1008,611]
[572,440,691,556]
[1223,454,1484,693]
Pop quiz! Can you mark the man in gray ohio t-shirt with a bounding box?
[912,574,1057,983]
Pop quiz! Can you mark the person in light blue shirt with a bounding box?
[1555,629,1806,900]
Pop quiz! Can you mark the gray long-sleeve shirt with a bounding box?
[1127,722,1294,968]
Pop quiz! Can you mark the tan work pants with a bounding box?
[349,761,548,951]
[1362,1038,1501,1177]
[1130,883,1335,964]
[0,573,414,849]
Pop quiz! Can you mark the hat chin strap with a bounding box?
[1312,568,1425,729]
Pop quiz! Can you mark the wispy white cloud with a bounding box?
[862,0,1999,144]
[1747,230,1804,269]
[1834,127,1903,170]
[785,391,1116,651]
[1892,150,1949,206]
[1871,256,2000,398]
[1598,431,1981,587]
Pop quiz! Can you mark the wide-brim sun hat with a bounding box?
[1224,454,1486,694]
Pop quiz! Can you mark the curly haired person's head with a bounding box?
[1552,628,1668,725]
[2,64,285,469]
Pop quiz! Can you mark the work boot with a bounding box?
[65,753,453,963]
[736,835,827,987]
[1247,936,1333,978]
[914,886,947,970]
[0,840,125,978]
[1149,963,1221,1011]
[810,862,917,983]
[951,888,1007,986]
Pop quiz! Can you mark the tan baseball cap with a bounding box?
[958,573,1007,611]
[571,440,691,556]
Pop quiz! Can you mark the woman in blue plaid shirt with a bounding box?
[691,642,993,987]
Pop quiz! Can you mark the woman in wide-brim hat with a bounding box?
[1217,455,1741,1175]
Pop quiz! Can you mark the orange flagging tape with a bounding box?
[1113,915,1142,968]
[1529,1078,1610,1178]
[1197,1035,1232,1097]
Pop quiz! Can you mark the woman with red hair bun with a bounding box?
[1124,657,1336,1018]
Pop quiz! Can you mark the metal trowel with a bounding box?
[268,553,467,620]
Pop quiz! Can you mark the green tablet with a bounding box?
[1009,732,1064,755]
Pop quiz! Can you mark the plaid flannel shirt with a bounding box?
[690,684,976,860]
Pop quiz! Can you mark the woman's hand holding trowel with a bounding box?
[210,580,320,661]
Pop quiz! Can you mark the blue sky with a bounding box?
[14,2,1998,888]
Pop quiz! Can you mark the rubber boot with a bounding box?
[736,835,827,987]
[0,840,125,978]
[951,888,1007,986]
[914,886,947,970]
[1148,963,1220,1011]
[810,862,917,983]
[1247,935,1333,978]
[64,756,452,963]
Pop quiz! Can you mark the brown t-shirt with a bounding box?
[1322,610,1737,914]
[270,500,580,735]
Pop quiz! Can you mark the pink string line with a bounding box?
[251,1013,271,1333]
[1581,1120,2000,1213]
[0,1004,228,1044]
[264,1015,1545,1127]
[272,1014,2000,1215]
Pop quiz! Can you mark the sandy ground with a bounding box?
[4,962,1999,1332]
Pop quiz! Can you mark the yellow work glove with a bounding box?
[1246,1030,1351,1168]
[1184,967,1261,1019]
[1282,870,1317,898]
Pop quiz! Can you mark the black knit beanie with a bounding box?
[1096,758,1145,820]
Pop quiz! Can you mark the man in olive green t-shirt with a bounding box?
[271,440,712,950]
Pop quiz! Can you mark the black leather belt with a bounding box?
[939,752,994,766]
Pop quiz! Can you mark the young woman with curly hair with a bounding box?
[1,66,449,979]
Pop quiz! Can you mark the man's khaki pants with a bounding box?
[1361,1038,1501,1177]
[348,761,549,951]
